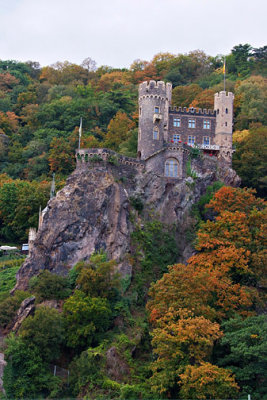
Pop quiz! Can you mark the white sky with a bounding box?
[0,0,266,68]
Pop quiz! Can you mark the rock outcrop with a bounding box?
[14,158,240,290]
[0,353,6,393]
[11,296,35,332]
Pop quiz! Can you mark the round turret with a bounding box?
[138,81,172,160]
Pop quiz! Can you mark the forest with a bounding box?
[0,43,266,399]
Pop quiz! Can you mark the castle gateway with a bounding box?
[77,80,234,178]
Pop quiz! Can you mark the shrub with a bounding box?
[130,196,143,212]
[0,290,30,329]
[29,270,71,302]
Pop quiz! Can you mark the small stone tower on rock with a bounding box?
[28,228,37,253]
[214,91,234,163]
[138,80,172,160]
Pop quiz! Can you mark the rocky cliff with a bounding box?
[14,157,240,290]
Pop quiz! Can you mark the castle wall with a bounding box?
[76,148,145,171]
[168,110,216,147]
[145,144,189,179]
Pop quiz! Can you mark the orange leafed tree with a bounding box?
[104,111,135,151]
[149,308,223,394]
[190,88,215,110]
[147,186,266,396]
[179,362,239,399]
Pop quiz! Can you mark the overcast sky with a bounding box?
[0,0,266,68]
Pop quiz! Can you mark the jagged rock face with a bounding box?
[11,296,35,332]
[15,165,134,290]
[15,159,240,290]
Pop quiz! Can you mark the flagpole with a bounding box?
[78,117,82,150]
[223,56,226,92]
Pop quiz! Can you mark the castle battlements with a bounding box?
[139,80,172,101]
[214,91,234,100]
[169,106,216,116]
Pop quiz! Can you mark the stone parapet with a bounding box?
[169,106,216,116]
[76,148,145,170]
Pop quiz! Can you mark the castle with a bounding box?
[76,80,234,179]
[29,80,235,249]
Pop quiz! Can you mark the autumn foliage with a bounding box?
[147,186,266,397]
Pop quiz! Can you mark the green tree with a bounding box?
[233,126,267,198]
[217,315,267,400]
[63,290,111,348]
[75,252,120,300]
[235,76,267,129]
[3,333,61,399]
[19,306,66,363]
[227,44,253,77]
[29,270,71,302]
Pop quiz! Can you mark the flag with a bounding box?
[223,58,226,75]
[79,117,82,138]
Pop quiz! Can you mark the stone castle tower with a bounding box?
[214,91,234,164]
[138,81,172,160]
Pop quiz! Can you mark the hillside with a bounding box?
[0,44,266,399]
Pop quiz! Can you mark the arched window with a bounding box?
[165,158,179,177]
[153,127,159,140]
[225,108,228,114]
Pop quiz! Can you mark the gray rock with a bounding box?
[106,346,130,381]
[11,296,35,332]
[14,160,240,290]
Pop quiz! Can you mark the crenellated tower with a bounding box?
[138,80,172,160]
[214,91,234,164]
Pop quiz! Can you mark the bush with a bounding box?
[29,270,71,302]
[0,290,30,329]
[107,154,119,166]
[130,196,143,212]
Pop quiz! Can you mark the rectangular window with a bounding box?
[203,120,210,129]
[173,118,181,127]
[139,107,142,115]
[188,136,195,145]
[154,106,160,114]
[188,119,195,128]
[203,136,210,145]
[153,129,159,140]
[173,134,180,143]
